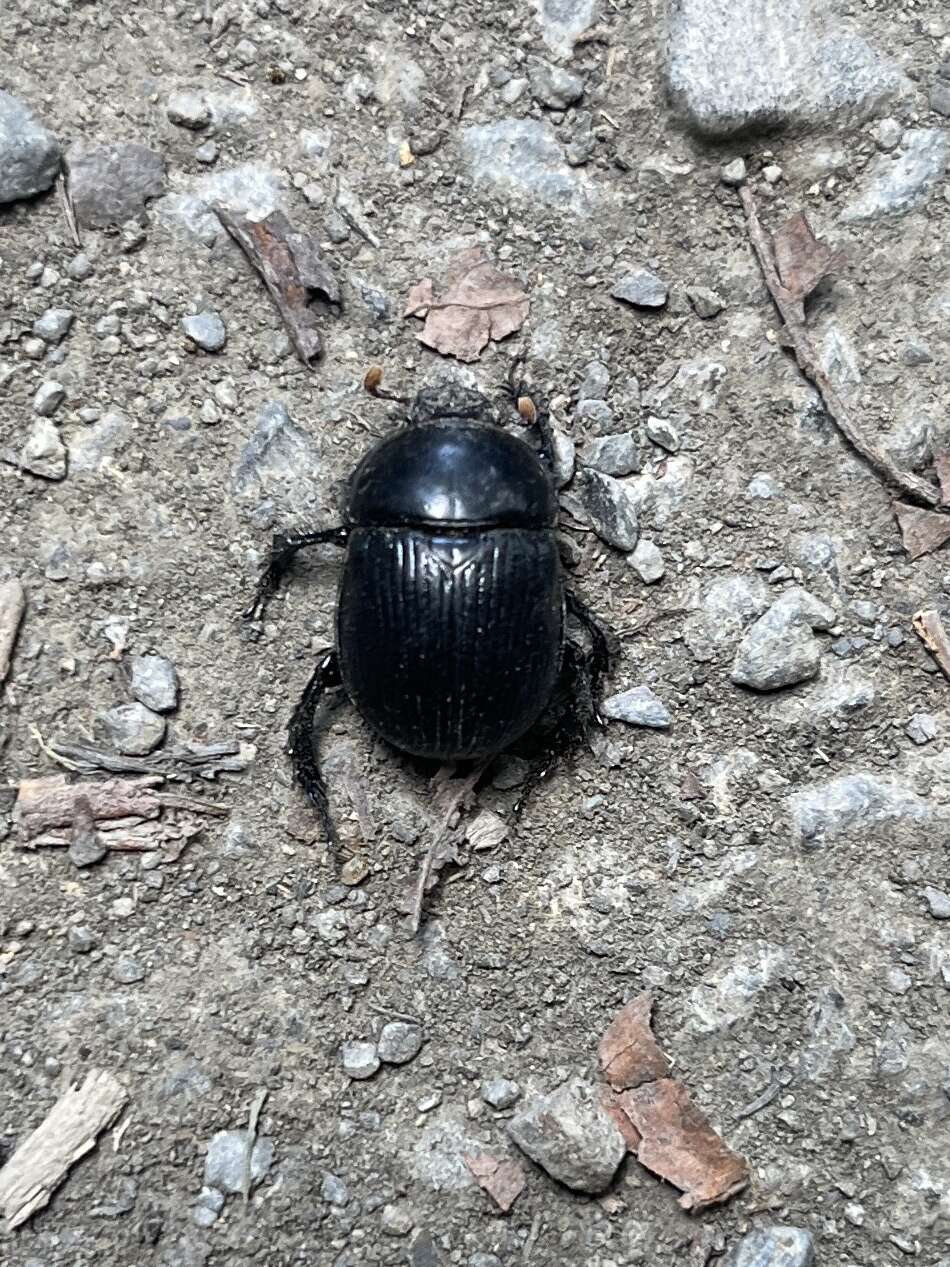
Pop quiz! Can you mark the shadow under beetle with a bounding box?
[245,372,612,850]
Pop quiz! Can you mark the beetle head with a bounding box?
[408,382,496,427]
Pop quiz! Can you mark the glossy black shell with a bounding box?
[337,420,564,761]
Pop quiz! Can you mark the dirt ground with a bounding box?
[1,0,949,1264]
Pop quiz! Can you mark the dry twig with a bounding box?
[242,1089,268,1204]
[409,759,491,934]
[740,187,939,507]
[0,579,26,686]
[58,173,81,249]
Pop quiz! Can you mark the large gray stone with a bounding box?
[507,1076,626,1193]
[787,773,934,846]
[577,468,639,551]
[204,1130,273,1194]
[731,588,835,691]
[722,1225,814,1267]
[841,128,949,221]
[66,143,165,228]
[665,0,905,139]
[461,120,595,216]
[0,90,61,203]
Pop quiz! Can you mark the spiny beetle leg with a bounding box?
[243,526,349,621]
[287,650,346,859]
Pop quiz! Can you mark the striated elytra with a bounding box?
[246,379,612,850]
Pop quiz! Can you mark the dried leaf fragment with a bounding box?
[599,992,672,1090]
[618,1079,749,1212]
[894,501,950,560]
[913,608,950,681]
[464,1153,526,1213]
[405,246,529,362]
[772,211,845,306]
[0,1070,128,1230]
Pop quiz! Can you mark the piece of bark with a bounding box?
[913,608,950,681]
[215,207,340,367]
[740,188,939,508]
[618,1079,749,1213]
[771,211,845,310]
[599,992,672,1091]
[600,1087,642,1151]
[48,739,252,780]
[464,1154,526,1213]
[405,246,529,362]
[0,579,26,685]
[15,775,163,838]
[0,1070,128,1231]
[894,501,950,560]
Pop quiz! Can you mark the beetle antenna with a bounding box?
[363,365,409,404]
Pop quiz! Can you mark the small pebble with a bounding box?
[204,1130,273,1194]
[582,432,640,477]
[377,1021,423,1065]
[321,1173,348,1205]
[99,702,166,755]
[20,418,66,479]
[182,312,227,353]
[33,308,75,344]
[67,925,97,953]
[923,886,950,919]
[628,538,665,583]
[611,268,668,309]
[195,141,219,165]
[341,1040,380,1080]
[381,1201,414,1236]
[645,415,681,452]
[167,90,211,130]
[112,956,146,984]
[687,286,724,319]
[33,380,66,417]
[68,827,107,869]
[601,685,672,728]
[720,157,747,186]
[481,1078,521,1110]
[762,163,783,183]
[577,359,610,402]
[905,713,938,745]
[68,253,93,280]
[130,655,179,713]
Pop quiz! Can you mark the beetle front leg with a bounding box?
[244,526,350,621]
[287,650,346,858]
[502,358,556,472]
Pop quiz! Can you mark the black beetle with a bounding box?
[246,374,611,847]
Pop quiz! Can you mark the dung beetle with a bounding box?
[246,373,611,848]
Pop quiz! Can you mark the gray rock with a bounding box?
[923,886,950,919]
[931,80,950,118]
[507,1075,626,1193]
[905,713,939,745]
[577,469,639,551]
[381,1202,414,1236]
[578,360,610,402]
[787,773,932,845]
[690,942,788,1034]
[530,60,584,109]
[685,573,771,661]
[721,157,747,186]
[747,472,783,499]
[182,312,226,353]
[0,90,61,203]
[533,0,596,58]
[500,77,528,106]
[342,1040,380,1080]
[481,1078,521,1110]
[461,119,594,215]
[581,432,640,477]
[33,309,74,344]
[322,1173,348,1205]
[99,702,166,756]
[69,411,132,475]
[33,380,66,417]
[666,0,905,138]
[873,117,903,150]
[731,587,835,691]
[67,925,97,953]
[68,826,107,869]
[377,1021,423,1065]
[722,1225,814,1267]
[191,1187,224,1228]
[204,1130,273,1194]
[628,538,665,583]
[130,655,180,713]
[66,143,165,228]
[68,253,93,281]
[575,399,614,431]
[20,418,66,479]
[611,268,668,309]
[551,425,575,488]
[687,286,725,319]
[645,416,680,452]
[156,163,286,245]
[602,685,671,729]
[842,128,948,221]
[112,956,146,984]
[232,400,323,525]
[167,91,212,130]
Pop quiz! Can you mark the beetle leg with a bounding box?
[287,650,345,857]
[244,526,350,621]
[565,589,612,717]
[501,358,556,472]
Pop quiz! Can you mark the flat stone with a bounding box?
[20,418,66,479]
[611,268,668,309]
[628,538,665,583]
[481,1078,521,1110]
[204,1130,273,1194]
[731,587,835,691]
[461,119,594,216]
[787,773,932,846]
[507,1076,626,1194]
[842,128,948,221]
[577,469,639,551]
[130,655,180,713]
[321,1173,348,1205]
[112,956,146,984]
[923,886,950,919]
[231,400,323,525]
[575,399,614,431]
[532,0,596,58]
[578,360,610,401]
[167,90,212,130]
[33,380,66,417]
[33,309,75,344]
[601,685,671,729]
[0,90,61,203]
[551,425,575,488]
[182,312,226,352]
[665,0,905,139]
[581,432,640,477]
[66,143,165,228]
[67,925,97,954]
[687,286,725,319]
[342,1040,380,1080]
[905,713,939,745]
[99,702,166,756]
[722,1225,815,1267]
[377,1021,423,1065]
[530,60,584,109]
[645,416,680,452]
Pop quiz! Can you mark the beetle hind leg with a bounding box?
[288,650,346,857]
[244,526,350,621]
[500,358,556,472]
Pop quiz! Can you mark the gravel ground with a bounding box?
[1,1,949,1264]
